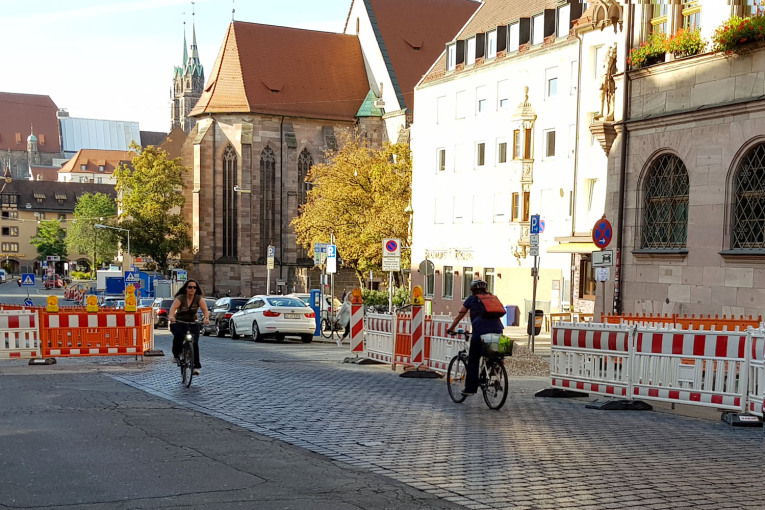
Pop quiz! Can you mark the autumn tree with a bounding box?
[65,192,118,271]
[30,220,67,260]
[292,133,412,282]
[114,143,191,274]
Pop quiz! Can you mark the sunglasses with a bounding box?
[187,286,198,290]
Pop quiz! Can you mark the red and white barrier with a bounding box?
[410,305,424,366]
[0,310,40,360]
[549,322,633,397]
[350,302,364,353]
[364,313,394,364]
[747,330,764,417]
[425,316,469,373]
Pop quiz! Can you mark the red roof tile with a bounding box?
[58,149,133,175]
[364,0,480,110]
[0,92,61,153]
[191,22,371,121]
[29,166,60,182]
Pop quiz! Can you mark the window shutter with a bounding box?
[496,25,507,52]
[475,33,485,59]
[544,9,556,38]
[456,40,466,65]
[569,1,584,22]
[518,19,531,46]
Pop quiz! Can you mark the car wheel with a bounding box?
[230,320,240,339]
[215,320,225,337]
[252,321,262,342]
[301,334,313,343]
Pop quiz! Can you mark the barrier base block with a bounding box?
[721,412,763,428]
[28,358,56,365]
[143,349,165,357]
[343,356,385,365]
[399,366,442,379]
[585,399,652,411]
[535,388,589,398]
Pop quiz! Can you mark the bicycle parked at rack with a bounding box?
[174,320,199,388]
[320,312,344,340]
[445,329,510,410]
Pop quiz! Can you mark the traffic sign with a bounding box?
[382,238,401,257]
[595,267,610,281]
[21,273,35,286]
[267,245,275,270]
[24,299,33,307]
[592,216,613,249]
[418,259,434,276]
[326,244,337,274]
[539,220,545,233]
[46,255,60,262]
[529,245,539,257]
[529,234,539,246]
[313,243,328,265]
[592,249,614,267]
[530,215,540,234]
[125,271,140,283]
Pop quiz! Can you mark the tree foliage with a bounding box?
[114,143,191,273]
[65,192,118,269]
[291,132,412,282]
[30,220,67,260]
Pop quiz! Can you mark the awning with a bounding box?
[547,242,600,254]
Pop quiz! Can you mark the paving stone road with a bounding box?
[93,332,764,510]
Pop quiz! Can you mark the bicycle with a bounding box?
[445,329,509,410]
[320,312,344,339]
[173,320,199,388]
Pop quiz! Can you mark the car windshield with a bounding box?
[266,297,306,307]
[229,299,248,310]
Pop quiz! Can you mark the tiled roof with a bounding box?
[190,22,370,122]
[58,149,133,175]
[421,0,570,84]
[0,92,61,153]
[29,166,60,182]
[158,126,187,159]
[364,0,480,111]
[140,131,168,147]
[0,179,116,213]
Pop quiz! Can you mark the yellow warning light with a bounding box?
[351,288,363,304]
[412,285,424,306]
[46,295,59,313]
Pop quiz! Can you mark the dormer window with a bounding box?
[98,165,105,172]
[508,22,520,52]
[446,43,457,71]
[532,14,545,45]
[466,37,476,66]
[557,4,571,38]
[486,30,497,59]
[80,164,87,171]
[33,193,45,204]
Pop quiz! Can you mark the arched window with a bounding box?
[640,154,689,249]
[731,143,765,250]
[297,148,313,208]
[260,146,276,258]
[222,145,238,258]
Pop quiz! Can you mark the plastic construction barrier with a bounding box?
[602,313,762,330]
[632,327,749,412]
[364,313,394,365]
[549,322,634,398]
[747,330,764,418]
[424,316,469,374]
[392,313,412,370]
[0,310,40,360]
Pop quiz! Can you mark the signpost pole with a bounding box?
[530,256,538,353]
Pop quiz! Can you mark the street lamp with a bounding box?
[94,224,130,273]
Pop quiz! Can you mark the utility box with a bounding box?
[96,269,123,291]
[527,310,544,335]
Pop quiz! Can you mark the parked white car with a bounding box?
[229,295,315,343]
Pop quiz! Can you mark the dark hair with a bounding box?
[175,279,204,298]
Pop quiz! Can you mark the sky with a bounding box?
[3,0,352,132]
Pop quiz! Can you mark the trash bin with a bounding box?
[527,310,544,335]
[503,305,519,327]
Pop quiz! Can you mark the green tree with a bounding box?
[31,220,67,260]
[114,143,191,273]
[292,132,412,283]
[65,192,118,272]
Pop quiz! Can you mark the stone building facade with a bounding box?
[171,22,204,134]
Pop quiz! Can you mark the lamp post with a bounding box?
[94,224,130,273]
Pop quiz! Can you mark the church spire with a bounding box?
[182,21,188,70]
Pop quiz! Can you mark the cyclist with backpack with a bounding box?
[447,279,505,396]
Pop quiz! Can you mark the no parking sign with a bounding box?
[592,215,613,249]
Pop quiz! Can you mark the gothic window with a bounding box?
[260,146,276,259]
[297,148,313,208]
[222,145,238,258]
[731,143,765,250]
[640,154,689,249]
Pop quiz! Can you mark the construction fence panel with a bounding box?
[0,310,40,360]
[425,316,469,374]
[364,313,394,364]
[747,329,764,417]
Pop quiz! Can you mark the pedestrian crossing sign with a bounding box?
[125,271,140,283]
[21,273,35,286]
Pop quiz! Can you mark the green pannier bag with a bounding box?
[480,334,514,356]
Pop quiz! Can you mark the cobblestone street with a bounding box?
[108,333,762,510]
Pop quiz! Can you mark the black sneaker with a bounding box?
[461,389,477,396]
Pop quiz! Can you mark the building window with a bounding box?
[497,80,510,111]
[1,211,18,220]
[466,37,476,66]
[557,4,571,38]
[532,14,545,45]
[651,4,669,34]
[437,96,447,124]
[298,148,313,208]
[682,1,701,30]
[446,44,457,71]
[223,145,239,258]
[437,149,446,171]
[641,154,689,249]
[476,143,485,167]
[524,128,533,159]
[512,193,520,222]
[98,165,105,172]
[1,242,18,252]
[497,142,508,164]
[462,266,473,299]
[731,143,765,250]
[493,192,507,222]
[522,191,531,221]
[1,227,18,236]
[484,268,496,294]
[96,178,103,184]
[508,22,520,52]
[260,146,276,259]
[456,90,467,119]
[579,256,595,299]
[443,266,453,299]
[570,60,578,95]
[80,164,87,171]
[476,86,487,114]
[486,30,497,59]
[513,130,522,159]
[546,68,558,98]
[545,130,556,158]
[424,268,435,297]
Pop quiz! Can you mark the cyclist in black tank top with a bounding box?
[168,279,210,374]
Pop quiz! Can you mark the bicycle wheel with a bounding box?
[320,318,335,339]
[446,354,468,403]
[482,358,508,410]
[181,341,194,388]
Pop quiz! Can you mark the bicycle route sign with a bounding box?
[592,216,613,250]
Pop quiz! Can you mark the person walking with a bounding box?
[336,293,352,347]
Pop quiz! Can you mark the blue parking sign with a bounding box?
[530,215,540,235]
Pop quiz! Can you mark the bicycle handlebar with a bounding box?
[172,320,201,325]
[446,328,471,339]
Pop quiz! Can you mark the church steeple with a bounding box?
[171,4,205,134]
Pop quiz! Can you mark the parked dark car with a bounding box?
[202,297,249,337]
[152,298,176,329]
[197,298,217,323]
